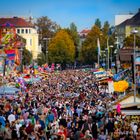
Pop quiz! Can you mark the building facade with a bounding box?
[116,9,140,44]
[114,9,140,73]
[0,17,40,59]
[115,14,134,26]
[79,29,90,47]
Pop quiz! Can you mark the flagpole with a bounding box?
[107,37,109,70]
[98,50,100,68]
[97,38,100,68]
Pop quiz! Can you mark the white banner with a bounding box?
[108,80,114,94]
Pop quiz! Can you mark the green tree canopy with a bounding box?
[22,47,32,65]
[35,16,60,55]
[37,52,46,66]
[69,22,80,47]
[66,22,80,59]
[35,16,60,40]
[80,25,102,64]
[102,21,113,49]
[124,35,140,48]
[95,18,101,29]
[48,29,75,65]
[102,21,110,36]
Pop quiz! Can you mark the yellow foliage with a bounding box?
[48,29,75,64]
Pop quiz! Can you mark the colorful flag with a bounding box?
[51,63,55,72]
[5,49,15,64]
[15,49,20,65]
[5,49,15,60]
[97,38,101,56]
[0,58,4,75]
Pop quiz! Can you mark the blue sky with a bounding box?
[0,0,140,31]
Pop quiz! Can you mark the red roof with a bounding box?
[80,29,90,34]
[0,17,34,28]
[117,9,140,27]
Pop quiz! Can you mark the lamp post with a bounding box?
[105,48,108,70]
[114,49,117,74]
[43,38,50,64]
[107,37,109,70]
[110,45,114,69]
[20,47,23,73]
[131,29,138,103]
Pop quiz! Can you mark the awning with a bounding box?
[121,110,140,116]
[0,86,20,94]
[135,57,140,65]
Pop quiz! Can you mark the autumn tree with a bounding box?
[79,18,116,66]
[67,22,80,60]
[37,52,46,66]
[102,21,115,50]
[80,25,102,64]
[48,29,75,67]
[22,47,32,65]
[35,16,60,55]
[102,21,110,35]
[68,22,80,47]
[124,35,140,48]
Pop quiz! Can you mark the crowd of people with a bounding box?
[0,69,139,140]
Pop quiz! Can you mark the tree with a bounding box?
[124,35,140,48]
[37,52,46,66]
[48,29,75,67]
[35,16,60,54]
[102,21,110,36]
[67,22,80,60]
[69,22,80,47]
[95,18,101,29]
[101,21,112,50]
[80,25,102,64]
[101,22,116,58]
[22,47,32,65]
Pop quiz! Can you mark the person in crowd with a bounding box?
[0,69,139,140]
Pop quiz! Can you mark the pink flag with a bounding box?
[51,63,55,72]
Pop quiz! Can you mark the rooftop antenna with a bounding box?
[28,10,33,23]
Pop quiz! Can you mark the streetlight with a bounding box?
[107,37,110,70]
[115,38,120,73]
[43,38,51,64]
[105,48,108,70]
[101,50,106,68]
[114,49,118,74]
[20,47,23,73]
[131,29,138,103]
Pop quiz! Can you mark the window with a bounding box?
[29,29,31,34]
[21,29,24,34]
[30,39,32,46]
[17,29,20,34]
[25,29,28,34]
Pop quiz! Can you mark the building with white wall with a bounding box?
[115,14,134,26]
[0,17,41,59]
